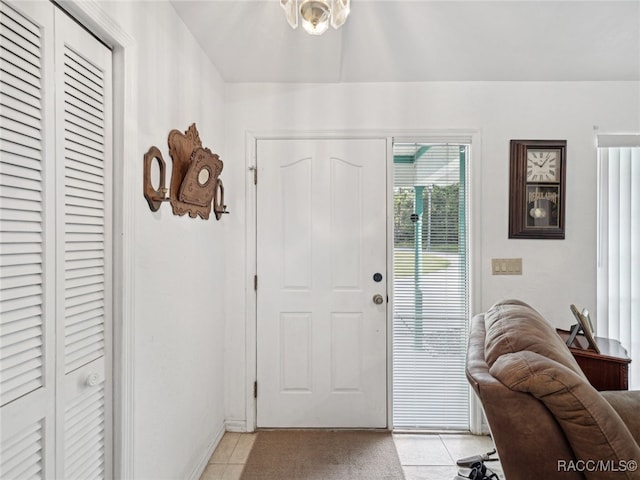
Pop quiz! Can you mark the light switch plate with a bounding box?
[492,258,522,275]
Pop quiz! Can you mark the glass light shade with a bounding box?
[281,0,350,35]
[300,0,331,35]
[280,0,298,29]
[330,0,350,29]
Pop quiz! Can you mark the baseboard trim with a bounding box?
[188,423,226,480]
[225,420,249,433]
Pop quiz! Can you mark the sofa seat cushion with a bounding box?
[490,350,640,480]
[484,299,586,379]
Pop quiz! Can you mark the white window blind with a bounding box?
[393,142,469,429]
[597,135,640,389]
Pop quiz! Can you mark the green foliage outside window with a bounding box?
[394,184,460,251]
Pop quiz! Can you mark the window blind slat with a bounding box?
[393,143,469,430]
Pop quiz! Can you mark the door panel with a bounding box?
[54,8,112,479]
[256,138,387,428]
[0,2,56,477]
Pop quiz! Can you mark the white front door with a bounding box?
[256,138,388,428]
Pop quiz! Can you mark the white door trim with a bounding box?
[54,1,138,476]
[244,128,482,432]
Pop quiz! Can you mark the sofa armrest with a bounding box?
[491,351,640,480]
[602,391,640,443]
[466,314,583,480]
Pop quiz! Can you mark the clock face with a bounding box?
[527,149,559,182]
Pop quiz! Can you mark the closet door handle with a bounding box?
[86,373,100,387]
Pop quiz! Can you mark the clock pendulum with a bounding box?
[530,203,547,219]
[529,187,547,220]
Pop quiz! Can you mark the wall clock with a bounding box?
[509,139,566,239]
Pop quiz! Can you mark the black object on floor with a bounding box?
[456,448,497,467]
[455,461,500,480]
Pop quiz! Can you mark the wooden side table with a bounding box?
[557,329,631,391]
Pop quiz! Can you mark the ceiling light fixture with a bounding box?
[280,0,351,36]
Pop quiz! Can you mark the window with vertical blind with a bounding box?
[597,134,639,389]
[392,141,469,429]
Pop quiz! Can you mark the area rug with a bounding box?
[240,430,405,480]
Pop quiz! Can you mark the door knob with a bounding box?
[86,373,100,387]
[373,294,384,305]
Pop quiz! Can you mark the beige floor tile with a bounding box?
[403,465,460,480]
[200,464,226,480]
[222,464,245,480]
[439,433,496,463]
[210,433,241,464]
[229,433,257,464]
[393,434,454,466]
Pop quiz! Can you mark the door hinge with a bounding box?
[249,166,257,185]
[253,381,258,398]
[254,275,258,291]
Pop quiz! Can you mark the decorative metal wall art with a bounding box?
[143,146,167,212]
[143,123,228,220]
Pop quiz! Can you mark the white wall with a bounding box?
[223,81,640,427]
[87,2,227,478]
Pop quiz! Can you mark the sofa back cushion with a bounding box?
[484,299,586,379]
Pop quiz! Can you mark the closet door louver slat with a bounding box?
[64,385,105,480]
[61,41,106,375]
[0,0,45,409]
[0,420,44,479]
[0,2,55,478]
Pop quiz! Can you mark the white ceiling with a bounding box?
[170,0,640,83]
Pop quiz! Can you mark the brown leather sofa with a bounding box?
[466,299,640,480]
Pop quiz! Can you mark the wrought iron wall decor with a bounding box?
[143,123,228,220]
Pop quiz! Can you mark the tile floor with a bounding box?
[199,431,504,480]
[395,433,504,480]
[200,433,257,480]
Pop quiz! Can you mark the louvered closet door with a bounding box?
[53,9,112,480]
[1,2,112,478]
[0,2,56,478]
